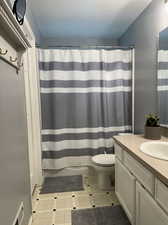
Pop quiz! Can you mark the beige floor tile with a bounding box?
[35,199,55,212]
[64,209,72,224]
[32,212,54,225]
[88,187,103,194]
[109,192,119,205]
[83,184,94,192]
[75,195,92,209]
[93,192,111,198]
[54,209,71,225]
[38,193,56,200]
[57,192,74,198]
[32,188,40,206]
[83,179,89,186]
[74,190,89,197]
[92,193,113,207]
[93,199,112,207]
[54,210,65,224]
[31,176,118,225]
[56,197,74,209]
[88,194,95,204]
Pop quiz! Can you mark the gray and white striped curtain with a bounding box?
[158,50,168,127]
[39,48,132,170]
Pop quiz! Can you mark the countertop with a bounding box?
[113,134,168,186]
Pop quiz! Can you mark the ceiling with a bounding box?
[27,0,152,42]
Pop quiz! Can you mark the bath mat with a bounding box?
[40,175,84,194]
[72,205,131,225]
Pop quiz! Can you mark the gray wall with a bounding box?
[159,39,168,50]
[159,27,168,49]
[0,57,31,224]
[39,37,119,48]
[119,0,168,133]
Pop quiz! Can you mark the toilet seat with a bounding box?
[92,154,115,167]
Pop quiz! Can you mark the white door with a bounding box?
[115,158,136,225]
[136,181,168,225]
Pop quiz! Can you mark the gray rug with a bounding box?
[40,175,84,194]
[72,205,131,225]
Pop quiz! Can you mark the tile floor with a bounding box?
[31,175,119,225]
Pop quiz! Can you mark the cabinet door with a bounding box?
[136,181,168,225]
[115,158,136,224]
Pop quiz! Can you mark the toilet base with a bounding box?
[97,173,114,190]
[93,165,115,191]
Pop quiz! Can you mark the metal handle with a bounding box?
[10,56,18,62]
[0,48,8,55]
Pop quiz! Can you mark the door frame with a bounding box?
[23,18,43,193]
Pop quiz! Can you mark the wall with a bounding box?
[40,37,119,48]
[0,34,31,225]
[159,27,168,49]
[119,0,168,133]
[26,1,42,45]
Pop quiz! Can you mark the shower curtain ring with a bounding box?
[0,48,8,55]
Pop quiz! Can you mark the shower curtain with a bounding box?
[158,50,168,127]
[39,48,132,170]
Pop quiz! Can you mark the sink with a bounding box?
[140,141,168,160]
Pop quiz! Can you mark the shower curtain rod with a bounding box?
[37,45,134,50]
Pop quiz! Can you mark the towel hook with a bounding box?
[0,48,8,55]
[10,56,18,62]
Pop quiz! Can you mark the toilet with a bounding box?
[91,154,115,190]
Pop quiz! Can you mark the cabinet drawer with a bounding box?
[124,151,155,195]
[114,143,123,161]
[155,179,168,214]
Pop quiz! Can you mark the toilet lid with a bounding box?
[92,154,115,167]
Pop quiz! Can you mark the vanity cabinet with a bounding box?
[114,142,168,225]
[123,151,155,195]
[136,181,168,225]
[155,178,168,214]
[115,158,136,224]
